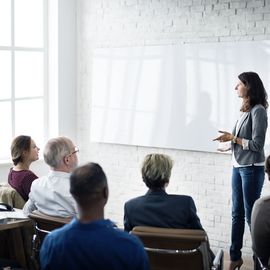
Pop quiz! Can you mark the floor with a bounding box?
[224,252,254,270]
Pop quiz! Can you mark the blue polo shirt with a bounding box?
[40,218,149,270]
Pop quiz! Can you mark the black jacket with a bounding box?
[124,189,203,232]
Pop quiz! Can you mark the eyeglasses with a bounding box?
[68,146,79,156]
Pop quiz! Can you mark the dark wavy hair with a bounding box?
[238,71,268,112]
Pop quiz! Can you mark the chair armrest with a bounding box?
[211,249,223,270]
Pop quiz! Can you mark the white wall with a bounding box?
[76,0,270,255]
[58,0,77,141]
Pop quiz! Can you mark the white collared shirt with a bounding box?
[23,170,77,217]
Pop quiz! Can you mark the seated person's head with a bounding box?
[141,153,173,190]
[11,135,39,166]
[70,162,108,213]
[265,155,270,180]
[44,136,78,172]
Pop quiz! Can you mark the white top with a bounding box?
[23,171,77,218]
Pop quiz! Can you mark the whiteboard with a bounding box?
[90,41,270,153]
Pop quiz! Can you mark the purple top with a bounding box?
[8,169,38,201]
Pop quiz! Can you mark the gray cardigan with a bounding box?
[232,104,268,165]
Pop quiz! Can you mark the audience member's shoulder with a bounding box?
[44,220,72,243]
[22,170,36,176]
[31,175,47,185]
[113,226,144,247]
[168,194,193,201]
[125,195,146,205]
[254,195,270,207]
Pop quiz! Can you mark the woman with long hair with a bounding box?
[214,71,268,270]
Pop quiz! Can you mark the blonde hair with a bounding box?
[141,153,173,189]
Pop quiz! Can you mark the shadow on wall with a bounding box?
[90,41,270,153]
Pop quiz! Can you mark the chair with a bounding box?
[29,211,71,239]
[28,211,71,269]
[0,183,25,209]
[131,226,223,270]
[254,256,270,270]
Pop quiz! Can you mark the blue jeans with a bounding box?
[229,166,265,261]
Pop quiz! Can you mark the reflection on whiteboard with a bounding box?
[90,41,270,153]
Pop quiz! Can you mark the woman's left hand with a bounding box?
[213,131,234,142]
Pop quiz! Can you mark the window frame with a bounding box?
[0,0,48,160]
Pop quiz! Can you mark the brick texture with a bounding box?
[77,0,270,255]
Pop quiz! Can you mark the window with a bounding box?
[0,0,47,160]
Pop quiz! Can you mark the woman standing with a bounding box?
[214,72,268,270]
[8,135,40,201]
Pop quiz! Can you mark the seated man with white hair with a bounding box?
[23,136,78,217]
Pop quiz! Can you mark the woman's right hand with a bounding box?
[213,130,234,143]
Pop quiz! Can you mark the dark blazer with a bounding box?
[232,104,267,165]
[124,189,203,232]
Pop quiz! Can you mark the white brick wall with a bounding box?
[77,0,270,255]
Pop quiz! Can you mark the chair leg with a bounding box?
[253,254,269,270]
[253,255,259,270]
[30,234,40,270]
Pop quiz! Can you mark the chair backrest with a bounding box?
[131,226,211,270]
[29,211,71,241]
[0,183,25,209]
[28,211,72,268]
